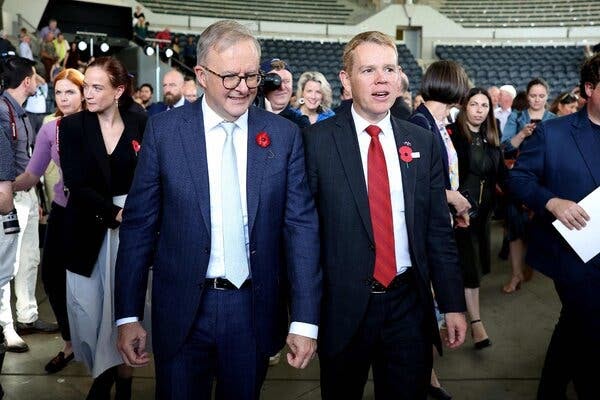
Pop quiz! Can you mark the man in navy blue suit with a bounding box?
[146,69,190,116]
[508,54,600,399]
[115,20,321,400]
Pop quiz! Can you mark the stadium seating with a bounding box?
[139,0,357,25]
[437,0,600,28]
[436,44,584,99]
[150,32,423,107]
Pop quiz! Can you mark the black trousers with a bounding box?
[320,273,432,400]
[537,268,600,400]
[41,203,70,341]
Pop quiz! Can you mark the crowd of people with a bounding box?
[1,17,599,400]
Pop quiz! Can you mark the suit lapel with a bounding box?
[180,102,212,234]
[84,112,111,185]
[332,114,374,243]
[571,111,600,187]
[246,107,269,237]
[391,118,416,240]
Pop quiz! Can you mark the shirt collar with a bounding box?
[172,96,185,109]
[351,105,392,137]
[201,95,248,133]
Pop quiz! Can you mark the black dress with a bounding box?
[449,125,506,288]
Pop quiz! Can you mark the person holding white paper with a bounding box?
[508,54,600,400]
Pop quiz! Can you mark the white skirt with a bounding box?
[66,195,153,378]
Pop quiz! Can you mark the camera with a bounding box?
[261,72,282,94]
[2,208,20,234]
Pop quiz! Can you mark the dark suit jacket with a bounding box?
[303,108,465,357]
[508,108,600,283]
[114,101,321,361]
[409,104,452,190]
[145,99,191,116]
[59,110,147,276]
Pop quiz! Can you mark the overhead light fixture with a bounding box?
[164,48,174,58]
[144,45,155,56]
[99,42,110,53]
[78,40,88,51]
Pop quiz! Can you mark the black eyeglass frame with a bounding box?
[200,65,262,89]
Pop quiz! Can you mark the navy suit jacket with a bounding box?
[303,109,465,357]
[408,104,452,190]
[508,108,600,283]
[115,101,321,361]
[145,99,191,116]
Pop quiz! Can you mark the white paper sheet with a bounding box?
[552,186,600,263]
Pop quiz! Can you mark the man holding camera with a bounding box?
[0,56,58,355]
[261,58,309,128]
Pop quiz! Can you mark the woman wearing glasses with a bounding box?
[59,57,147,399]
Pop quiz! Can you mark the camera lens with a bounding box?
[262,73,282,93]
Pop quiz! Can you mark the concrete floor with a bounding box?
[0,221,577,399]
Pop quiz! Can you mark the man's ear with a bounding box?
[339,70,352,98]
[195,66,207,90]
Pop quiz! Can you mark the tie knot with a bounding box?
[221,121,236,136]
[365,125,381,138]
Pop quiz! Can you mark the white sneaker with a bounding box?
[4,324,29,352]
[268,352,281,366]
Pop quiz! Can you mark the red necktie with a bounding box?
[365,125,397,287]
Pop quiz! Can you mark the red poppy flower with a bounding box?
[256,131,271,148]
[398,145,413,163]
[132,139,141,155]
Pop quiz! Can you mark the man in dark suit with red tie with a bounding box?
[303,31,467,399]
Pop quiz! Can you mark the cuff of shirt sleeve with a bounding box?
[289,321,318,339]
[116,317,139,327]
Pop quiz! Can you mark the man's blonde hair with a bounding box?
[342,31,398,73]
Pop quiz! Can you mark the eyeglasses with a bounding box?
[200,65,261,89]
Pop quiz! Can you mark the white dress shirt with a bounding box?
[495,107,512,133]
[351,106,412,274]
[118,97,317,338]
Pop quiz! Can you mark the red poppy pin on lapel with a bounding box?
[132,140,141,156]
[256,131,271,148]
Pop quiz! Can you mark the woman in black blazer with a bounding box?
[447,87,506,351]
[59,57,147,399]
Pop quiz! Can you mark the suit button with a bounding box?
[369,244,375,251]
[95,215,104,223]
[204,248,210,254]
[250,250,257,255]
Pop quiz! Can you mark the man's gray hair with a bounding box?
[196,20,261,66]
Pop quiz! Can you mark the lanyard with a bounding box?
[1,98,17,140]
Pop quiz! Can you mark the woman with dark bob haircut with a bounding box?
[408,60,470,399]
[409,60,472,223]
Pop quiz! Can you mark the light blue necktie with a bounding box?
[220,121,249,288]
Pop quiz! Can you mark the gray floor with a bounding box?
[1,221,577,399]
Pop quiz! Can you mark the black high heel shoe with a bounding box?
[470,319,492,350]
[428,384,453,399]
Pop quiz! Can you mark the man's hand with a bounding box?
[286,333,316,369]
[546,197,590,230]
[454,213,470,228]
[117,321,150,367]
[441,312,467,349]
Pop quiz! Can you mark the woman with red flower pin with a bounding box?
[447,87,507,351]
[58,57,147,399]
[13,68,85,373]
